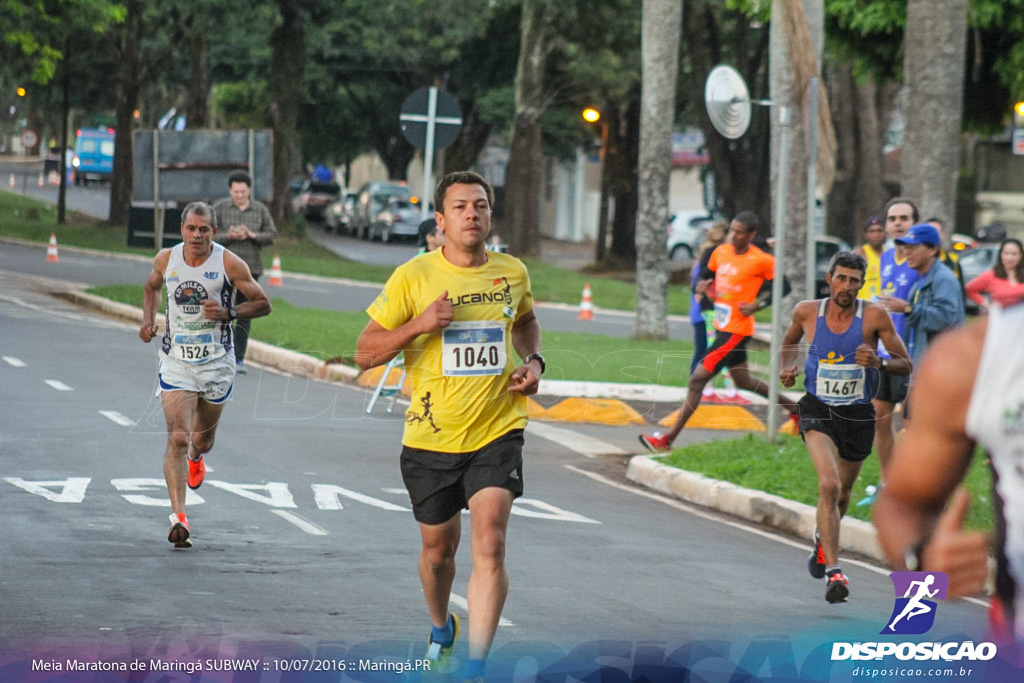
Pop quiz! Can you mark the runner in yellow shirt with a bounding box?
[356,171,543,682]
[853,215,885,301]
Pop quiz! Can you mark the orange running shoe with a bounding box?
[167,513,191,548]
[808,528,826,579]
[187,454,206,490]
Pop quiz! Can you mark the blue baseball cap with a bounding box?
[895,223,941,247]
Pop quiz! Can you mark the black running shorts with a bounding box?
[872,366,909,404]
[400,429,525,525]
[797,393,876,463]
[700,332,751,375]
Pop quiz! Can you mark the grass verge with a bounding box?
[87,285,699,385]
[656,433,995,532]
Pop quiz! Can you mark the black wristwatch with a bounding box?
[524,353,546,375]
[228,307,238,321]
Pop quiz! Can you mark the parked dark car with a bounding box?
[324,191,358,234]
[370,197,431,243]
[292,180,341,223]
[351,181,413,239]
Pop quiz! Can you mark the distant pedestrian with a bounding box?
[871,197,920,482]
[852,215,885,301]
[639,211,796,453]
[964,238,1024,312]
[924,216,965,301]
[213,171,277,374]
[779,251,911,604]
[417,218,445,254]
[139,202,271,548]
[889,223,965,369]
[688,221,727,372]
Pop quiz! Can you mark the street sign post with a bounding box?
[399,87,463,220]
[20,129,38,150]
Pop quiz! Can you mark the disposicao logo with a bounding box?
[830,571,998,663]
[882,571,948,635]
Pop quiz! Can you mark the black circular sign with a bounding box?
[399,87,463,150]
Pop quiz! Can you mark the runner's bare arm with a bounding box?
[140,249,171,343]
[861,304,911,375]
[874,322,991,595]
[779,301,812,387]
[355,290,453,370]
[509,309,542,395]
[216,251,271,320]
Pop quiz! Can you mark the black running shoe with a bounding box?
[808,529,826,579]
[825,571,850,603]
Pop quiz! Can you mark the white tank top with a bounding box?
[965,303,1024,633]
[160,243,235,364]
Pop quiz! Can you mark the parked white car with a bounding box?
[667,211,720,260]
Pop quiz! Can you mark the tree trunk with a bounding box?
[503,0,556,258]
[770,0,824,310]
[901,0,968,226]
[825,62,892,247]
[609,91,640,262]
[443,105,491,175]
[186,32,209,128]
[684,3,772,220]
[108,0,142,228]
[634,0,682,340]
[268,0,304,227]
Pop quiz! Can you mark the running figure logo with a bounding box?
[406,392,442,433]
[881,571,949,635]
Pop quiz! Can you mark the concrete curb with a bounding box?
[626,455,885,564]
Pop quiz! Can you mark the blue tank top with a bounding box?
[805,299,876,405]
[878,248,918,342]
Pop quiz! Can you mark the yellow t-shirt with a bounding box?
[857,244,883,300]
[366,249,534,452]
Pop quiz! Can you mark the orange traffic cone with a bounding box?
[267,254,283,286]
[8,173,14,188]
[46,234,59,263]
[37,172,44,188]
[577,283,594,320]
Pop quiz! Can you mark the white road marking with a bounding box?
[526,422,626,458]
[3,477,90,503]
[99,410,135,427]
[271,510,329,536]
[563,464,990,609]
[312,484,409,511]
[3,356,26,367]
[448,593,513,627]
[45,379,73,391]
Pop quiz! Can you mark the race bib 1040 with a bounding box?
[442,321,506,376]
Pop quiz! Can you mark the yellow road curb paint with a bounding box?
[356,365,412,396]
[539,397,647,426]
[658,405,766,432]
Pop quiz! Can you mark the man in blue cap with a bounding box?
[889,223,965,369]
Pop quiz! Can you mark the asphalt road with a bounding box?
[0,270,991,681]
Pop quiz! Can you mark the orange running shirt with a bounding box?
[706,243,775,336]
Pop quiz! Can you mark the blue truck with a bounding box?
[72,128,115,185]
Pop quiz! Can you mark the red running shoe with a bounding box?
[167,513,191,548]
[187,454,206,490]
[638,432,671,453]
